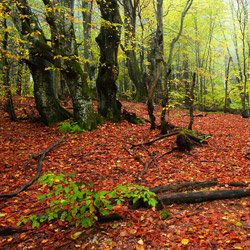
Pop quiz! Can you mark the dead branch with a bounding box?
[0,136,66,198]
[137,147,178,181]
[131,131,179,149]
[122,145,146,166]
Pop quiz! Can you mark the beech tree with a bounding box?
[122,0,147,101]
[8,0,102,129]
[9,0,72,125]
[1,6,16,121]
[95,0,122,122]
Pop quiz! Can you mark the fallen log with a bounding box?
[0,136,66,198]
[149,179,218,194]
[157,188,250,205]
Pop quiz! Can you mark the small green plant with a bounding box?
[200,135,211,143]
[17,172,157,228]
[58,121,86,133]
[160,210,170,220]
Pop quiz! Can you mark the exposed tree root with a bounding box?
[0,137,66,198]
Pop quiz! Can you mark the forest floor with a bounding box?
[0,96,250,250]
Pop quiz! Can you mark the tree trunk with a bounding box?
[224,56,232,113]
[188,73,196,130]
[160,0,193,134]
[95,0,122,122]
[146,0,164,130]
[82,0,95,82]
[123,0,147,101]
[10,0,72,125]
[1,9,16,121]
[42,0,102,129]
[28,54,72,125]
[157,189,250,205]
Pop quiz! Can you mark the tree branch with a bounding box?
[0,137,66,198]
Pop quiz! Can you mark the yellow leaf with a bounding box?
[71,231,83,240]
[138,239,144,245]
[181,239,189,245]
[8,238,13,242]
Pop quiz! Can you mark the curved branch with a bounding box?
[0,137,66,199]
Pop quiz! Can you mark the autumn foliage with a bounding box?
[0,97,250,249]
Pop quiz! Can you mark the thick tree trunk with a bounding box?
[28,55,72,125]
[95,0,122,122]
[42,0,102,129]
[10,0,72,125]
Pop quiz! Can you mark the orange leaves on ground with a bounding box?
[0,97,250,249]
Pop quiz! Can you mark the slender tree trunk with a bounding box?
[95,0,122,122]
[82,0,95,82]
[123,0,147,101]
[146,0,164,129]
[1,9,16,121]
[188,73,196,130]
[224,56,232,113]
[161,0,193,134]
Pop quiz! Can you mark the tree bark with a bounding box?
[188,73,196,130]
[10,0,72,125]
[43,0,102,130]
[146,0,164,129]
[157,188,250,205]
[1,7,16,121]
[123,0,147,101]
[95,0,122,122]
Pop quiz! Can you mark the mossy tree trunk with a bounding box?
[43,0,102,130]
[95,0,122,122]
[28,54,72,125]
[1,10,16,121]
[10,0,72,125]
